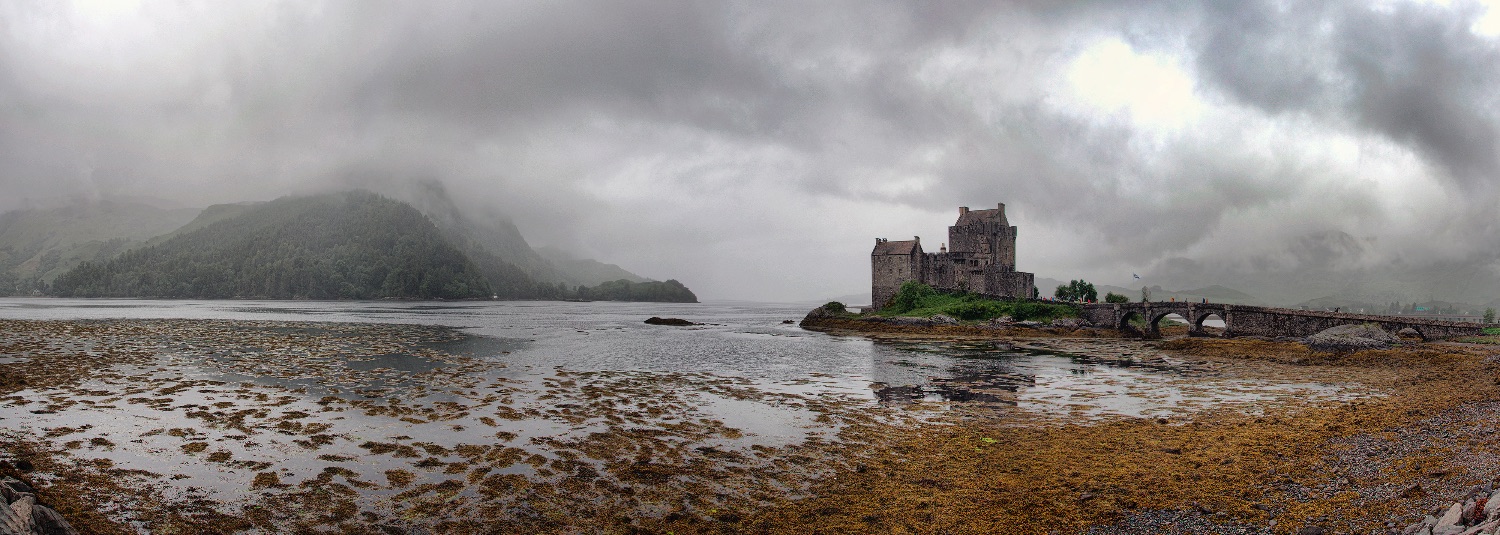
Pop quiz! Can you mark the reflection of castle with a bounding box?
[870,204,1035,311]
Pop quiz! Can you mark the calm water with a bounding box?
[0,297,1340,418]
[0,297,1358,516]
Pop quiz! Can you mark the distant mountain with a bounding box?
[535,246,648,287]
[1143,232,1500,308]
[396,181,671,294]
[51,191,492,299]
[0,200,199,294]
[822,292,872,306]
[400,181,563,287]
[575,279,697,303]
[44,190,698,303]
[1035,277,1264,305]
[1293,295,1388,314]
[1178,285,1260,303]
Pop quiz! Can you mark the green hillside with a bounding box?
[0,200,199,295]
[536,246,649,286]
[576,279,696,302]
[51,191,492,299]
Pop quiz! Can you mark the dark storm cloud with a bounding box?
[1191,0,1500,190]
[3,1,1500,301]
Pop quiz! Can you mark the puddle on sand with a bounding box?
[870,338,1367,419]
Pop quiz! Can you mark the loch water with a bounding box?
[0,298,1342,419]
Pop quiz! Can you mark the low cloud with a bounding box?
[2,1,1500,302]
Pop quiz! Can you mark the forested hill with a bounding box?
[576,279,696,302]
[0,200,199,294]
[45,190,700,302]
[51,191,492,299]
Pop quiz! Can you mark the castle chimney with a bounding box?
[914,236,920,242]
[940,243,947,253]
[959,207,969,215]
[997,202,1005,212]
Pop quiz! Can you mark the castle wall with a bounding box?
[871,204,1034,310]
[871,250,921,312]
[986,269,1034,299]
[949,222,1017,270]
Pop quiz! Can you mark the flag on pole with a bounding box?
[1132,273,1140,279]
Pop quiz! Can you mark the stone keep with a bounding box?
[870,204,1036,311]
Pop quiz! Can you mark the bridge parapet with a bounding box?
[1079,302,1491,340]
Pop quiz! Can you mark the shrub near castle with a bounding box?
[876,281,1077,322]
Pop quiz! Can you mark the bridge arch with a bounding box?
[1080,302,1483,340]
[1192,311,1226,333]
[1152,312,1188,336]
[1395,325,1428,341]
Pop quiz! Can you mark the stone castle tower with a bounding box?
[869,203,1035,311]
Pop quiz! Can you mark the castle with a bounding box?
[870,203,1035,311]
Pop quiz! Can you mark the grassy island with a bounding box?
[875,281,1077,322]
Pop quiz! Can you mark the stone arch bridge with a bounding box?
[1080,302,1490,340]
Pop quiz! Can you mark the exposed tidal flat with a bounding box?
[1,301,1499,533]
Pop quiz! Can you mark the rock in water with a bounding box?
[644,317,697,326]
[1305,323,1400,351]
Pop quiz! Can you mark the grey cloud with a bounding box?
[1190,1,1500,190]
[3,1,1500,302]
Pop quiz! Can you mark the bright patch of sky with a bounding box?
[1064,38,1205,130]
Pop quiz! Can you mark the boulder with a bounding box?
[644,317,697,326]
[884,316,934,326]
[988,315,1015,327]
[0,477,78,535]
[800,302,853,324]
[1432,502,1464,535]
[1050,318,1090,329]
[1305,323,1400,351]
[928,314,959,325]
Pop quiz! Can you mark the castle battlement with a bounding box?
[869,203,1035,311]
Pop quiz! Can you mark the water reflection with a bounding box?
[867,337,1357,419]
[0,298,1362,420]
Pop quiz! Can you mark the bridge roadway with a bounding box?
[1079,301,1491,340]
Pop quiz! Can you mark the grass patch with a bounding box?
[876,282,1077,322]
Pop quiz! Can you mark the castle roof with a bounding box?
[872,239,921,255]
[956,204,1009,227]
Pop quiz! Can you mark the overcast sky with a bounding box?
[4,0,1500,302]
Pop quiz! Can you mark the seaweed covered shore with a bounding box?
[5,316,1500,533]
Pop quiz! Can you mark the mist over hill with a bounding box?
[535,247,649,287]
[25,190,695,302]
[51,191,493,299]
[0,199,199,294]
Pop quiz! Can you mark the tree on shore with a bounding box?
[1054,279,1098,302]
[1141,286,1152,302]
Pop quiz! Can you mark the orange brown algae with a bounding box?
[2,318,1500,533]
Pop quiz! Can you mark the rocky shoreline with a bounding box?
[799,304,1115,338]
[0,476,76,535]
[6,313,1500,533]
[792,303,1500,533]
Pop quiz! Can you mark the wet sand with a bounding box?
[3,318,1499,533]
